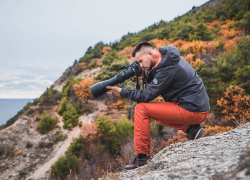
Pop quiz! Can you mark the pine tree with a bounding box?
[63,103,79,130]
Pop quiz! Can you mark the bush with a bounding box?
[38,141,53,148]
[66,135,85,157]
[55,131,67,142]
[88,59,97,69]
[217,85,250,125]
[116,116,134,140]
[57,97,68,116]
[51,151,81,179]
[35,113,40,121]
[36,111,57,134]
[74,101,83,115]
[26,142,33,149]
[203,125,233,136]
[84,103,92,114]
[78,121,82,127]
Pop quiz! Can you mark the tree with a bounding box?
[96,115,119,154]
[66,135,85,157]
[51,151,81,179]
[234,66,250,94]
[57,97,68,116]
[63,103,79,130]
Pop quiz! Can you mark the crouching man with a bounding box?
[107,42,210,170]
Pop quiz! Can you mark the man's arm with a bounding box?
[107,67,176,103]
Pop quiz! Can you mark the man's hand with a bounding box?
[106,86,122,93]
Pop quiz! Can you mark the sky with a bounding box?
[0,0,209,99]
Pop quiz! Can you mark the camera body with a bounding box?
[90,60,142,98]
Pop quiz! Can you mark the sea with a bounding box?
[0,99,33,126]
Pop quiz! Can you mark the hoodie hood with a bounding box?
[157,45,180,68]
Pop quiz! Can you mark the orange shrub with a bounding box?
[217,29,230,39]
[203,124,233,136]
[162,130,187,147]
[206,20,222,30]
[191,58,203,69]
[207,40,219,53]
[171,39,187,49]
[182,53,195,64]
[118,46,134,58]
[101,46,112,55]
[113,100,126,110]
[223,37,242,51]
[81,124,99,141]
[150,38,170,49]
[217,85,250,125]
[73,78,94,103]
[182,40,206,57]
[77,62,88,70]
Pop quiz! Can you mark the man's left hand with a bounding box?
[106,86,122,93]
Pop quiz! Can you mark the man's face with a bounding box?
[135,52,153,72]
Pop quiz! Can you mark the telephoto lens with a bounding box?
[90,61,142,98]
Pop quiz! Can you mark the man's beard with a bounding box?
[146,56,153,72]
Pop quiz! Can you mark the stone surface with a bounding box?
[119,123,250,180]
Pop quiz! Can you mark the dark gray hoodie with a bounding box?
[120,45,210,112]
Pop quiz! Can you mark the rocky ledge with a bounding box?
[119,123,250,180]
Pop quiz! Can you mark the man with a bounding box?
[106,42,210,170]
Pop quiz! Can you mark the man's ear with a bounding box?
[147,50,153,57]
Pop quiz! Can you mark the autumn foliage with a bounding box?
[73,78,94,103]
[217,85,250,126]
[203,125,233,137]
[162,130,187,147]
[118,46,134,58]
[113,100,126,110]
[101,46,112,55]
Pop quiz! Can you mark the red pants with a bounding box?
[134,102,208,154]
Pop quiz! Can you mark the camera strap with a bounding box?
[136,73,140,90]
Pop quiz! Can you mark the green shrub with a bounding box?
[116,116,134,140]
[26,142,33,149]
[35,113,40,121]
[74,101,83,115]
[88,59,97,69]
[62,77,82,98]
[55,131,67,142]
[36,111,57,134]
[84,103,92,114]
[63,103,79,130]
[215,40,225,49]
[38,141,53,148]
[57,97,68,116]
[51,151,81,179]
[96,115,119,154]
[78,121,82,127]
[66,135,85,157]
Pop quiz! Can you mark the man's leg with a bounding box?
[134,102,208,155]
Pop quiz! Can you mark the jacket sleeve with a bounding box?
[120,67,176,103]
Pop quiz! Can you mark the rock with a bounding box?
[119,123,250,180]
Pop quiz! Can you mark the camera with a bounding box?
[90,60,143,98]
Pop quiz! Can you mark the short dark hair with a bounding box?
[132,42,154,57]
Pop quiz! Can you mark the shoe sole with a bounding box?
[194,128,205,140]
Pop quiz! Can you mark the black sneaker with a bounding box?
[125,155,150,170]
[186,124,204,140]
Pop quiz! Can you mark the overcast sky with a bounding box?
[0,0,208,99]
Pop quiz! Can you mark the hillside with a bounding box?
[1,0,250,179]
